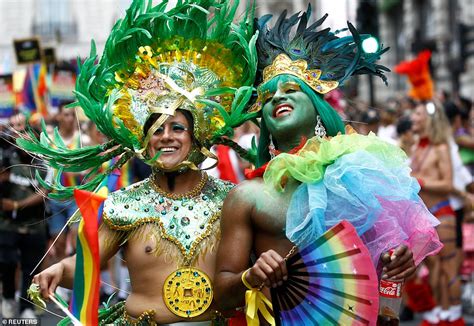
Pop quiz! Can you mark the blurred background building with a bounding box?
[0,0,473,105]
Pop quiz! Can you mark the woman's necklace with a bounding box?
[150,172,208,200]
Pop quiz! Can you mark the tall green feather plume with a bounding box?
[16,0,258,199]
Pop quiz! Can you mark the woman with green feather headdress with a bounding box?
[214,7,442,326]
[25,0,258,324]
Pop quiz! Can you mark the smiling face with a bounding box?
[261,78,318,144]
[57,106,77,134]
[411,104,428,135]
[147,111,193,169]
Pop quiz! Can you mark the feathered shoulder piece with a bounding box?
[17,0,258,199]
[251,5,389,111]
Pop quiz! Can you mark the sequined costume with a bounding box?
[102,174,233,266]
[21,0,257,323]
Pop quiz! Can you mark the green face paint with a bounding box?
[262,78,317,149]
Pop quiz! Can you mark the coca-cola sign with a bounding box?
[379,279,402,298]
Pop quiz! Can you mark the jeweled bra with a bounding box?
[102,174,234,265]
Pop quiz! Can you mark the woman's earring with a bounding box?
[269,135,276,159]
[314,116,326,139]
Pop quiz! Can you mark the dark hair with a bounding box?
[396,117,412,136]
[58,100,75,113]
[443,101,460,124]
[361,110,380,125]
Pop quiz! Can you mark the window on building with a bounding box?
[32,0,78,43]
[417,0,435,39]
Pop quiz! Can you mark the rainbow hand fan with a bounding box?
[271,220,379,326]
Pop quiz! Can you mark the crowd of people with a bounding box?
[0,0,473,325]
[350,93,474,324]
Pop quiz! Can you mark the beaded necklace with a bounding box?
[150,172,208,200]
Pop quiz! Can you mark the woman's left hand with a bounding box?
[380,244,416,280]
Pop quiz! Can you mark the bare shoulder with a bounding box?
[221,178,263,222]
[225,178,263,203]
[433,143,451,158]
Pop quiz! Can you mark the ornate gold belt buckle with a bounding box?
[163,267,213,318]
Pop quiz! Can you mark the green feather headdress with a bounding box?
[17,0,258,199]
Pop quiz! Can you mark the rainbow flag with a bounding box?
[101,158,133,191]
[18,66,35,112]
[71,189,105,325]
[17,64,48,115]
[35,63,48,116]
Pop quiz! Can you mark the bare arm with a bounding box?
[214,184,288,311]
[418,144,454,195]
[18,192,45,208]
[214,186,255,310]
[33,222,121,299]
[456,135,474,150]
[2,188,46,211]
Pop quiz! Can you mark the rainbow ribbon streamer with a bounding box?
[70,189,106,325]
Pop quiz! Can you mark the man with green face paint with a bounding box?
[214,9,443,325]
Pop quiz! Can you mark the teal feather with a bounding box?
[255,7,389,86]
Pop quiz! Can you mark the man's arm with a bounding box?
[2,188,46,211]
[214,186,254,310]
[456,135,474,150]
[33,222,121,299]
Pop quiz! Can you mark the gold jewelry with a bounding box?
[150,172,208,200]
[242,246,297,291]
[163,267,213,318]
[123,308,156,325]
[250,54,339,113]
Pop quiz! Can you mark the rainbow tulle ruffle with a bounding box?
[265,131,442,266]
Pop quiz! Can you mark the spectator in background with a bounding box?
[446,100,474,176]
[207,121,259,184]
[0,113,49,318]
[396,116,414,156]
[444,101,473,293]
[377,105,398,145]
[399,96,417,115]
[359,109,380,135]
[47,101,89,265]
[410,101,464,325]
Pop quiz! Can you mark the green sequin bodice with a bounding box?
[103,175,233,262]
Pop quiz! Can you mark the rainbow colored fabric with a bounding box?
[265,130,443,267]
[17,64,48,116]
[70,189,106,325]
[101,159,133,191]
[274,221,379,325]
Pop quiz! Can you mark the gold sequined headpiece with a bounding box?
[14,0,258,199]
[250,54,339,112]
[75,0,258,172]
